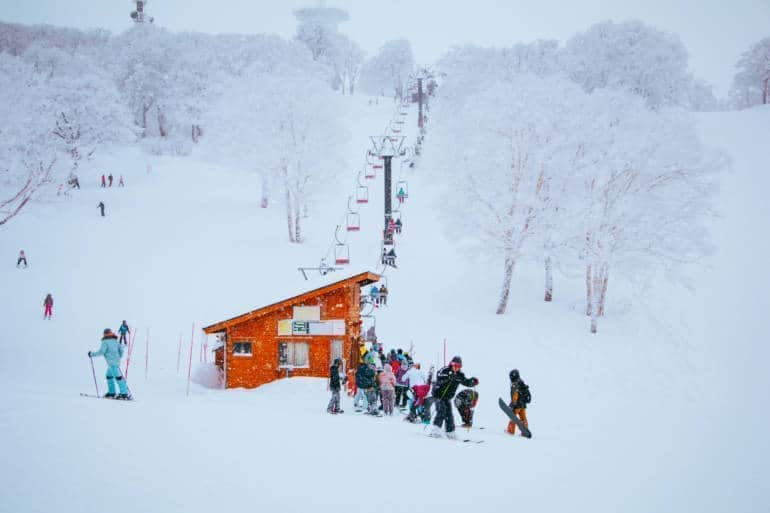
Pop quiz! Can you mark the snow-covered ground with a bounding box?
[1,99,768,513]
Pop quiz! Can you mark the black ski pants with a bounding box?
[433,397,455,433]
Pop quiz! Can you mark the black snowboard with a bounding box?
[498,397,532,438]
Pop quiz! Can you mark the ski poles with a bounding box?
[89,355,100,397]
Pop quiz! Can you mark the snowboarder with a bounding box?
[430,356,478,438]
[394,218,402,234]
[97,202,105,217]
[100,174,106,187]
[378,363,397,415]
[355,362,378,415]
[506,369,531,436]
[108,174,113,187]
[43,293,53,319]
[88,328,131,399]
[118,320,130,345]
[454,389,479,428]
[379,284,389,306]
[327,358,345,414]
[118,175,125,187]
[16,250,27,268]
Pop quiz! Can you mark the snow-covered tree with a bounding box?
[729,37,770,109]
[327,34,364,94]
[359,39,414,99]
[293,7,349,62]
[564,20,692,109]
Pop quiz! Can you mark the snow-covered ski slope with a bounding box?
[1,99,768,513]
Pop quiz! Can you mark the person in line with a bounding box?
[118,320,130,345]
[507,369,531,436]
[355,362,378,415]
[430,356,478,438]
[402,363,429,422]
[88,328,131,399]
[16,250,28,268]
[454,389,479,428]
[378,363,397,415]
[43,293,53,319]
[327,358,345,414]
[395,359,410,408]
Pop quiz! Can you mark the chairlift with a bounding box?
[346,212,360,231]
[373,156,384,170]
[334,225,350,265]
[356,185,369,204]
[396,180,409,199]
[365,166,376,179]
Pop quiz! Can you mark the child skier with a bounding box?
[454,389,479,428]
[118,320,130,345]
[402,362,428,422]
[378,363,397,415]
[88,328,131,399]
[43,293,53,319]
[431,356,478,438]
[327,358,345,414]
[506,369,531,436]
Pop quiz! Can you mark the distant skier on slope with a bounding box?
[17,250,28,268]
[430,356,478,438]
[327,358,345,414]
[97,202,105,217]
[88,328,131,399]
[118,320,130,345]
[506,369,531,436]
[43,293,53,319]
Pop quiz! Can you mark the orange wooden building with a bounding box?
[203,271,380,389]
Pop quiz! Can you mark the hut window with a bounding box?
[233,342,252,356]
[330,340,343,365]
[278,341,309,368]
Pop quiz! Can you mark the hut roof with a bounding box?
[203,271,380,334]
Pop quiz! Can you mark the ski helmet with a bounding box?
[509,369,520,382]
[450,356,462,368]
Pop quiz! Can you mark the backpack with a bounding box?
[519,383,531,404]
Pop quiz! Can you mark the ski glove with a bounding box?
[87,351,92,357]
[471,377,479,386]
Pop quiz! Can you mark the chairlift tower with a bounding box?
[130,0,154,23]
[369,135,405,239]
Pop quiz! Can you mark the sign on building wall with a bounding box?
[277,319,345,335]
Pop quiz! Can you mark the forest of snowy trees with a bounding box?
[0,13,767,329]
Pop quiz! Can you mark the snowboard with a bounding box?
[498,397,532,438]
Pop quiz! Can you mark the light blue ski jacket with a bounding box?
[91,335,124,366]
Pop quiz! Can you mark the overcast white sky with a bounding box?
[3,0,769,96]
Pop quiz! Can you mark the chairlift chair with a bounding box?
[356,185,369,204]
[346,212,360,231]
[372,156,384,170]
[396,180,409,199]
[334,243,350,265]
[365,166,376,179]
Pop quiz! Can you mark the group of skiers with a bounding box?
[100,174,124,188]
[328,342,532,439]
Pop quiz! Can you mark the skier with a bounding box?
[43,293,53,319]
[100,174,106,188]
[379,284,389,306]
[97,201,105,217]
[369,285,380,307]
[394,218,402,234]
[88,328,131,399]
[118,175,125,187]
[16,250,27,268]
[506,369,531,436]
[402,363,429,422]
[108,174,113,187]
[454,388,479,428]
[395,359,409,408]
[430,356,478,438]
[327,358,345,414]
[378,363,397,415]
[118,320,130,345]
[355,362,378,415]
[68,172,80,190]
